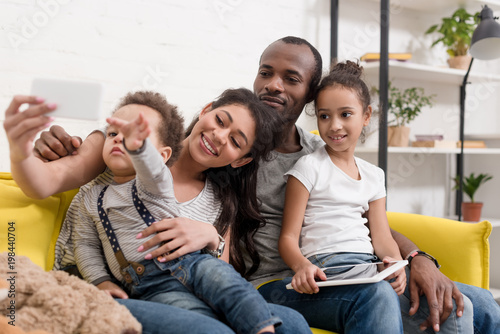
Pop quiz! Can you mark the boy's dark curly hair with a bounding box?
[114,91,184,166]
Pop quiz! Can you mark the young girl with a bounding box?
[278,61,407,298]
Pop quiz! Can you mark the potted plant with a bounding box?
[453,172,493,222]
[425,8,479,70]
[373,81,435,147]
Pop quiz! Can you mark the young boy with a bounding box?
[72,90,280,334]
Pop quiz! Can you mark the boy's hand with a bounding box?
[4,95,56,163]
[107,112,150,151]
[96,281,129,299]
[382,256,407,296]
[291,263,326,294]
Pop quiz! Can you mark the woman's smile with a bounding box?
[201,134,218,156]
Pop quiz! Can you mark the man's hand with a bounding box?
[408,256,464,332]
[136,217,219,262]
[96,281,129,299]
[4,95,56,163]
[34,125,83,161]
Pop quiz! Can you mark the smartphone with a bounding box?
[30,77,104,121]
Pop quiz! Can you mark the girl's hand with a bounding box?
[382,256,407,295]
[4,95,56,163]
[96,281,129,299]
[291,263,327,294]
[136,217,219,262]
[107,112,150,151]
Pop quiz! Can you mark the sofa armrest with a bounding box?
[387,211,491,289]
[0,172,78,271]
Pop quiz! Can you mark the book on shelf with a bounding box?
[457,140,487,148]
[415,134,444,141]
[411,140,456,148]
[360,52,412,62]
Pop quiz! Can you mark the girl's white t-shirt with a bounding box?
[284,145,386,259]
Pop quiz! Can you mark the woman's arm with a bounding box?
[14,132,105,198]
[279,176,326,294]
[5,95,106,198]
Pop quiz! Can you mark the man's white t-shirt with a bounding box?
[284,145,386,259]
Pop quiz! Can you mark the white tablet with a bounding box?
[30,77,104,121]
[285,260,408,289]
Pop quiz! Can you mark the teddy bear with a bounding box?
[0,278,50,334]
[0,253,141,334]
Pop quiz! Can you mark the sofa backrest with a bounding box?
[0,172,491,290]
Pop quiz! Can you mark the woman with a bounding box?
[4,90,310,334]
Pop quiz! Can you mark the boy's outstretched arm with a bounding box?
[107,112,151,152]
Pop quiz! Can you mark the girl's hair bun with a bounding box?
[330,60,363,78]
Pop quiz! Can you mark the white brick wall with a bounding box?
[2,1,499,219]
[0,0,332,172]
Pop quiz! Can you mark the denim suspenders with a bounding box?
[97,181,155,283]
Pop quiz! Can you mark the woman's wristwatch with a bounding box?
[406,250,441,269]
[202,234,225,258]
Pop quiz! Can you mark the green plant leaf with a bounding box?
[425,8,479,57]
[453,173,493,202]
[373,81,435,127]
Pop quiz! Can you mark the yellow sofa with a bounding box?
[0,172,492,333]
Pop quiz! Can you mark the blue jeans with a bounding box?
[123,252,281,334]
[261,252,403,334]
[117,298,311,334]
[455,282,500,334]
[399,267,473,334]
[116,298,235,334]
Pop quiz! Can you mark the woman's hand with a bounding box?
[291,263,326,294]
[136,217,219,262]
[4,95,56,163]
[382,256,406,296]
[34,124,83,161]
[96,281,129,299]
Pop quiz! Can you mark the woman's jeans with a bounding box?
[123,251,281,334]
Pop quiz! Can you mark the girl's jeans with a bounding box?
[275,252,403,334]
[261,252,474,334]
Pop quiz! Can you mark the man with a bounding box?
[29,37,499,333]
[248,36,497,334]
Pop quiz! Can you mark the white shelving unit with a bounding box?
[361,0,500,292]
[372,0,500,12]
[362,60,500,85]
[357,146,500,154]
